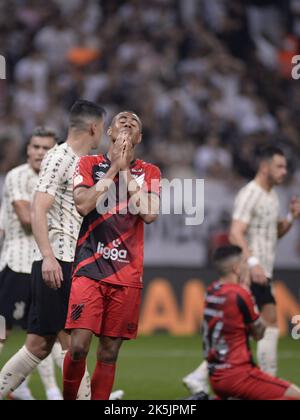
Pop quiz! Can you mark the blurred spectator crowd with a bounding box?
[0,0,300,189]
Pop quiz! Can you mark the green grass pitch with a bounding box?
[1,331,300,400]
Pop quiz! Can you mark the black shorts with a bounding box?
[251,279,276,311]
[27,260,73,336]
[0,266,31,330]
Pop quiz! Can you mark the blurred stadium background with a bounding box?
[1,0,300,399]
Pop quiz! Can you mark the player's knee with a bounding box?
[263,315,277,327]
[261,306,277,326]
[98,347,119,364]
[26,335,55,360]
[71,344,89,361]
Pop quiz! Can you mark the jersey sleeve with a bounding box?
[73,156,95,190]
[236,287,260,325]
[143,165,161,196]
[36,151,67,197]
[6,171,30,203]
[232,185,260,225]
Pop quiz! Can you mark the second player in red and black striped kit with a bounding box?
[204,246,300,400]
[63,111,161,400]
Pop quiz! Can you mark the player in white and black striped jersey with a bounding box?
[0,127,62,400]
[230,147,300,378]
[183,146,300,398]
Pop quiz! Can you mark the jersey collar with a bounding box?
[104,153,137,167]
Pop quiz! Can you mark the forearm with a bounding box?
[229,229,251,258]
[31,208,54,258]
[13,201,32,231]
[75,166,119,216]
[278,217,294,239]
[125,171,159,223]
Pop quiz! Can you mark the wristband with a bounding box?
[286,212,294,224]
[247,256,260,269]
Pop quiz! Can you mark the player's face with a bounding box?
[27,136,56,172]
[268,155,288,186]
[109,112,142,146]
[91,117,105,149]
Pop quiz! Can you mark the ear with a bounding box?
[137,133,143,145]
[260,161,269,173]
[90,122,97,136]
[232,261,240,275]
[107,127,112,137]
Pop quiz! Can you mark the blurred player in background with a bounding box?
[0,100,107,400]
[63,111,161,400]
[184,146,300,397]
[204,245,300,400]
[230,147,300,374]
[0,127,62,400]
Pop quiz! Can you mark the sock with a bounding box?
[51,342,64,369]
[60,350,90,400]
[0,342,4,355]
[37,354,60,393]
[77,367,91,401]
[184,361,209,394]
[11,376,34,399]
[257,327,279,376]
[91,362,116,400]
[63,351,86,401]
[0,346,41,400]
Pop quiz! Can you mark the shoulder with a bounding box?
[78,154,104,165]
[228,284,253,302]
[235,181,262,205]
[135,160,161,175]
[40,144,63,166]
[237,181,257,196]
[6,164,29,181]
[221,283,245,297]
[43,144,79,171]
[77,154,106,172]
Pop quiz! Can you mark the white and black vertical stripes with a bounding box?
[0,164,38,274]
[34,143,82,263]
[232,180,280,278]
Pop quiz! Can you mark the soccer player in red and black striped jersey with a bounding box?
[204,246,300,400]
[63,111,161,400]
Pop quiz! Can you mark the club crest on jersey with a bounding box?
[95,171,106,181]
[132,173,145,187]
[99,163,110,169]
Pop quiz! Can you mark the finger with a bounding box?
[45,271,54,289]
[51,272,59,289]
[42,270,50,284]
[59,266,64,282]
[53,270,62,289]
[115,135,125,146]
